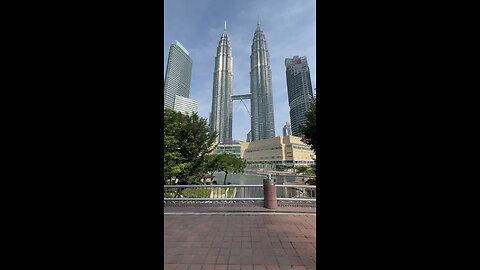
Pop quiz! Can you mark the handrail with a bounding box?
[278,185,316,188]
[164,185,316,201]
[164,198,264,201]
[164,184,316,188]
[164,184,262,188]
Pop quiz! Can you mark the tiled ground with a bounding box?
[164,205,315,214]
[164,214,316,270]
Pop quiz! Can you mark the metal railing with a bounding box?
[277,185,316,201]
[164,184,316,201]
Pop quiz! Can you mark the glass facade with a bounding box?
[213,144,241,158]
[246,130,252,142]
[164,41,193,111]
[283,122,292,136]
[209,26,233,144]
[250,24,275,141]
[173,95,198,115]
[285,56,313,137]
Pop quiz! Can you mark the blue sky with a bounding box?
[164,0,316,141]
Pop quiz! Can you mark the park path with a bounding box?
[164,213,316,270]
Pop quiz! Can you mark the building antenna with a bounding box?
[224,20,226,31]
[257,15,259,25]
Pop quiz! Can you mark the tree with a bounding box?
[301,97,317,156]
[306,178,316,185]
[164,135,188,184]
[215,153,247,185]
[204,154,219,176]
[296,166,309,176]
[164,109,218,185]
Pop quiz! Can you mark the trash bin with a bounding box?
[263,177,277,209]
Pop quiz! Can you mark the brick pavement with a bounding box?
[164,202,315,214]
[164,213,316,270]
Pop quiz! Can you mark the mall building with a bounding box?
[213,144,242,158]
[239,136,315,170]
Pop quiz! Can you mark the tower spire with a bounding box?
[250,17,275,141]
[211,23,233,145]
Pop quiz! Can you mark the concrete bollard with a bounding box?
[263,177,277,209]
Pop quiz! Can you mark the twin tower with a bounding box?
[209,22,275,144]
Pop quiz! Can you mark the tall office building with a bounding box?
[283,122,292,136]
[164,40,196,112]
[246,130,252,142]
[285,56,313,137]
[209,22,233,144]
[173,95,198,115]
[250,23,275,141]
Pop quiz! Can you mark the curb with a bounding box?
[164,211,316,215]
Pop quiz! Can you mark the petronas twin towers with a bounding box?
[250,24,275,141]
[209,22,275,144]
[210,22,233,144]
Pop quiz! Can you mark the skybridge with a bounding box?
[231,93,252,117]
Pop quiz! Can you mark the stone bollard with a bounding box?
[263,177,277,209]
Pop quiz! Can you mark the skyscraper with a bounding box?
[209,22,233,144]
[250,23,275,141]
[283,122,292,136]
[285,56,313,137]
[164,40,197,113]
[173,95,198,115]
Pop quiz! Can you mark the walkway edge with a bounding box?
[164,212,316,215]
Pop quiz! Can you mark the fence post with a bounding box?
[263,176,277,209]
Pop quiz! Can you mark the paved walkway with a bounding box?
[164,213,316,270]
[165,206,315,214]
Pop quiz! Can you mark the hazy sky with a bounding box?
[164,0,316,141]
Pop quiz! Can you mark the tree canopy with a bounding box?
[204,154,220,176]
[164,134,187,184]
[214,153,246,185]
[301,97,317,156]
[296,166,310,176]
[164,109,218,184]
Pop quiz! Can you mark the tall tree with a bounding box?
[164,109,218,184]
[301,97,317,156]
[215,153,247,185]
[204,154,220,176]
[164,135,186,184]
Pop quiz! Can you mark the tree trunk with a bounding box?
[174,187,181,198]
[223,172,228,185]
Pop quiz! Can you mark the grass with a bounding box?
[227,187,235,198]
[164,187,236,198]
[164,192,177,198]
[182,188,211,198]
